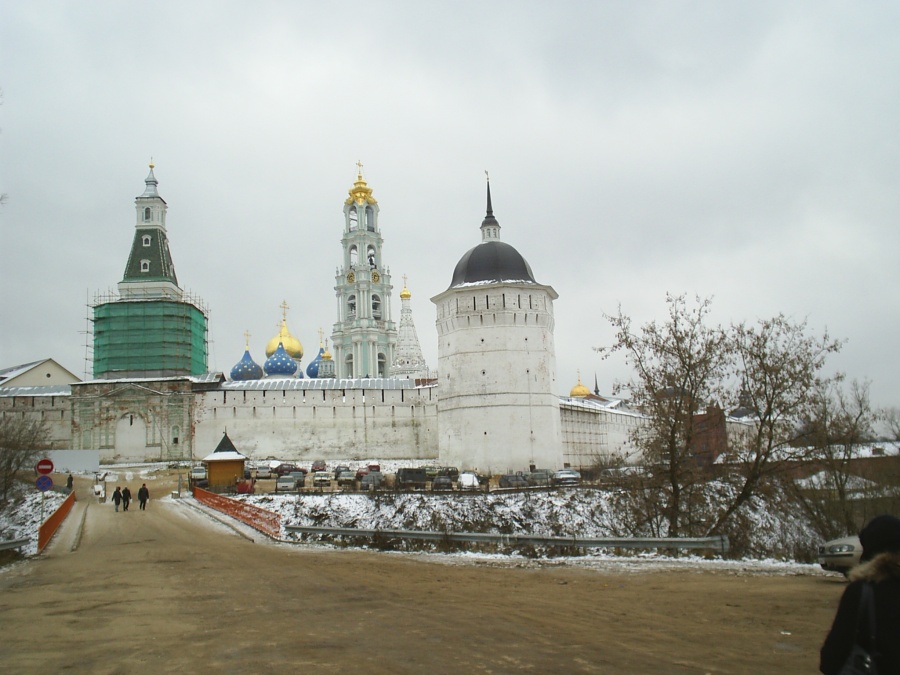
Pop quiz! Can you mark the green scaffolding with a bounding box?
[93,299,207,378]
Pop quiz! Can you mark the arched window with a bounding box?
[143,207,151,221]
[142,235,151,247]
[349,246,358,266]
[140,259,150,273]
[367,246,376,268]
[347,295,356,318]
[377,353,386,377]
[345,354,354,378]
[366,206,375,231]
[372,294,381,319]
[349,209,358,231]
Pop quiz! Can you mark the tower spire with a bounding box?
[480,170,500,242]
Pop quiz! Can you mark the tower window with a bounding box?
[143,207,151,221]
[349,209,358,231]
[349,246,358,266]
[372,294,381,319]
[366,206,375,231]
[142,235,151,247]
[140,259,150,273]
[347,295,356,319]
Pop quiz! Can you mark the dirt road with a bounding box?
[0,474,844,673]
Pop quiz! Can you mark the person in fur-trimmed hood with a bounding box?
[820,514,900,674]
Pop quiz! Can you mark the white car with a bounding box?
[190,465,207,480]
[256,464,273,479]
[457,472,480,491]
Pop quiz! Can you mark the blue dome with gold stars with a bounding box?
[306,345,325,378]
[263,342,299,378]
[230,348,263,381]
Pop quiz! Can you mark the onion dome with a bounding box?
[306,344,325,378]
[400,283,411,300]
[448,176,536,288]
[345,163,378,205]
[263,342,299,377]
[265,307,303,360]
[230,348,264,381]
[569,372,591,398]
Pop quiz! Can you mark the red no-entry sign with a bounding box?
[35,458,54,475]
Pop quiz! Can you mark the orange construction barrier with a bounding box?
[193,487,281,538]
[38,490,76,553]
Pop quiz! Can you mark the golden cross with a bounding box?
[279,299,289,320]
[244,330,251,348]
[318,327,324,345]
[356,160,364,176]
[403,274,408,288]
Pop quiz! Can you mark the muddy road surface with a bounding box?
[1,473,844,673]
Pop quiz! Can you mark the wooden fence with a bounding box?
[193,487,281,538]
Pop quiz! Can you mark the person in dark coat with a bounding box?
[137,483,150,510]
[111,486,122,512]
[820,514,900,674]
[66,474,74,491]
[121,486,132,511]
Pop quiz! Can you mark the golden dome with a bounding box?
[569,372,591,398]
[400,274,411,299]
[266,319,303,359]
[322,338,332,360]
[344,162,378,206]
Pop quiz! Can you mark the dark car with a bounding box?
[437,466,459,482]
[360,471,384,491]
[336,470,357,487]
[552,469,582,487]
[420,465,440,481]
[333,465,351,479]
[498,473,529,489]
[288,471,306,488]
[527,469,553,487]
[397,467,428,490]
[311,460,327,473]
[431,475,454,491]
[275,463,298,477]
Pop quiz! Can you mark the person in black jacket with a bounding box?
[137,483,150,510]
[820,514,900,674]
[121,486,132,511]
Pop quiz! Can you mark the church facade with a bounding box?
[0,165,642,473]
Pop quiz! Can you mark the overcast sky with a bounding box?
[2,1,898,409]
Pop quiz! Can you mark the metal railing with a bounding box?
[0,538,29,551]
[284,525,729,554]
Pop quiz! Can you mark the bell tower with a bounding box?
[331,163,397,378]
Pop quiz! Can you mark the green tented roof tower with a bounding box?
[92,163,208,379]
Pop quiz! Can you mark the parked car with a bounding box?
[275,463,298,477]
[527,469,553,487]
[288,471,306,488]
[190,465,207,481]
[334,465,351,480]
[498,473,529,489]
[552,469,582,487]
[818,535,863,575]
[256,465,273,479]
[275,475,297,492]
[396,467,428,490]
[437,466,459,482]
[360,471,384,491]
[431,475,454,491]
[311,460,327,473]
[312,471,332,488]
[336,470,357,487]
[458,472,480,491]
[420,465,441,481]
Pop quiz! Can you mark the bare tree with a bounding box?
[600,294,731,537]
[0,416,50,504]
[709,315,842,532]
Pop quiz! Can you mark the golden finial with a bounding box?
[356,159,364,177]
[318,327,324,346]
[400,274,411,300]
[149,157,155,169]
[279,299,289,321]
[243,330,251,349]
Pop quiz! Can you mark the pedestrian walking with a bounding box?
[111,486,122,512]
[66,474,74,491]
[820,514,900,674]
[122,486,132,511]
[138,483,150,510]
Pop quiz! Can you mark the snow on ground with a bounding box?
[0,483,67,556]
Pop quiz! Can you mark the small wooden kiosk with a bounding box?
[202,432,247,492]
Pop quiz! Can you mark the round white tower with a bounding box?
[431,177,563,473]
